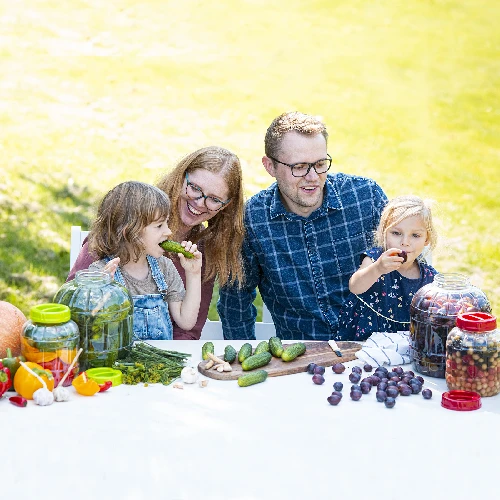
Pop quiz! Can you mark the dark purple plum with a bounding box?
[332,390,343,399]
[386,387,399,398]
[390,376,401,383]
[410,383,422,394]
[363,363,373,372]
[313,365,325,375]
[349,372,361,384]
[369,375,381,386]
[312,374,325,385]
[402,376,412,384]
[360,381,372,394]
[422,388,433,400]
[385,397,396,408]
[352,366,363,375]
[332,363,345,374]
[307,363,317,374]
[351,384,361,392]
[377,382,388,392]
[410,378,422,388]
[327,394,341,406]
[376,390,387,402]
[399,384,412,396]
[350,390,362,401]
[387,381,398,387]
[392,366,404,376]
[333,381,343,392]
[416,376,425,385]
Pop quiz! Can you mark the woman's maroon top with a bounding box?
[67,239,215,340]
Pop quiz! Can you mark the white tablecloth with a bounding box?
[2,339,499,500]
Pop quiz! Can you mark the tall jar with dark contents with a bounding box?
[21,304,80,387]
[446,312,500,397]
[53,270,133,371]
[409,273,491,378]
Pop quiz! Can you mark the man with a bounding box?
[217,112,388,340]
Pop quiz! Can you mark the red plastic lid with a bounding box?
[456,312,496,332]
[441,390,481,411]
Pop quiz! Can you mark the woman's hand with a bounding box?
[178,241,202,275]
[102,257,120,278]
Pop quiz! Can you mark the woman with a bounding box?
[67,146,245,340]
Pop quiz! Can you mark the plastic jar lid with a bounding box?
[441,390,481,411]
[30,303,71,324]
[456,312,496,332]
[86,367,122,386]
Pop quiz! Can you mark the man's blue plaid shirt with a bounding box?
[217,173,388,341]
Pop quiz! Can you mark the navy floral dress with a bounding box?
[336,247,437,341]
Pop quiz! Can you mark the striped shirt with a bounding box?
[217,173,388,341]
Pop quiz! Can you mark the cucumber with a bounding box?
[241,352,272,371]
[238,343,253,363]
[237,370,268,387]
[254,341,270,355]
[159,240,194,259]
[224,345,237,364]
[269,337,284,358]
[281,342,307,362]
[201,342,214,361]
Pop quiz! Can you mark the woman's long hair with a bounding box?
[157,146,245,287]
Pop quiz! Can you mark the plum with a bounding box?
[422,388,433,399]
[377,382,388,392]
[349,372,361,384]
[332,390,343,399]
[363,363,373,372]
[332,363,345,374]
[307,363,317,374]
[327,394,341,406]
[360,381,372,394]
[312,374,325,385]
[385,397,396,408]
[352,366,363,375]
[376,390,388,402]
[313,365,325,375]
[386,387,399,398]
[333,381,343,392]
[350,390,362,401]
[399,384,412,396]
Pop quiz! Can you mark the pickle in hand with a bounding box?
[160,240,194,259]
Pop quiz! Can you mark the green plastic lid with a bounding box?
[30,303,71,324]
[86,367,122,386]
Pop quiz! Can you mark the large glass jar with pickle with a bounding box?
[409,273,491,378]
[53,270,133,371]
[21,303,80,386]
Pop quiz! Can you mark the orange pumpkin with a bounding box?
[14,361,54,399]
[0,301,27,358]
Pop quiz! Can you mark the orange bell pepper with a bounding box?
[13,361,54,400]
[72,372,100,396]
[21,338,58,363]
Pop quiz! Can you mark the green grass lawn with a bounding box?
[1,0,499,318]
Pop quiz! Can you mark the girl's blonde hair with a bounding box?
[375,195,437,255]
[156,146,245,287]
[88,181,171,265]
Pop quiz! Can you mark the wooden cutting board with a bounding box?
[197,341,362,381]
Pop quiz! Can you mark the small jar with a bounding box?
[22,303,80,387]
[409,273,491,378]
[53,270,133,371]
[446,313,500,397]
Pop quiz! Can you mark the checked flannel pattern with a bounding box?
[217,173,388,341]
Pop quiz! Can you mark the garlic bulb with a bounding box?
[33,388,54,406]
[53,386,70,402]
[180,366,199,384]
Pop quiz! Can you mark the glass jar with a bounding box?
[21,303,80,387]
[446,313,500,397]
[409,273,491,378]
[53,270,133,371]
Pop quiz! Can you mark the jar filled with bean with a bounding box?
[446,312,500,397]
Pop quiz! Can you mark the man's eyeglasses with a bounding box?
[185,173,231,212]
[268,154,332,177]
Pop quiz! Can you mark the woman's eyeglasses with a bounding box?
[185,173,231,211]
[268,154,332,177]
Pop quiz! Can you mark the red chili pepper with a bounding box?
[98,381,113,392]
[0,361,12,397]
[9,396,27,407]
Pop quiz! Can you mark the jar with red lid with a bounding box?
[445,312,500,397]
[409,273,491,378]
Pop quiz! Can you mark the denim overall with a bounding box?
[108,255,173,340]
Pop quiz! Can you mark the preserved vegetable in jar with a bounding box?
[53,270,133,371]
[446,312,500,397]
[22,303,80,387]
[409,273,491,378]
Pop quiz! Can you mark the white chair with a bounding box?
[69,226,275,340]
[70,226,89,270]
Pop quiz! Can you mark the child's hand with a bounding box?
[102,257,120,279]
[376,248,405,274]
[178,241,202,274]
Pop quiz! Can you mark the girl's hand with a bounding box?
[376,248,405,274]
[102,257,120,279]
[178,241,202,274]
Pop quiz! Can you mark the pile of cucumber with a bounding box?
[201,338,306,388]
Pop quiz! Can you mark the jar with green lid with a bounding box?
[21,303,80,387]
[53,270,133,371]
